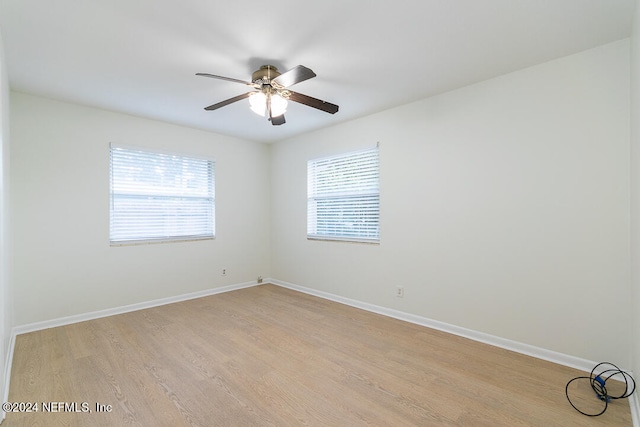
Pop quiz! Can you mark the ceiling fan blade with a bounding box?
[272,65,316,89]
[196,73,259,88]
[288,91,339,114]
[204,92,254,111]
[267,93,286,125]
[270,114,286,126]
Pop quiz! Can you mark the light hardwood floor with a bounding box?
[3,284,633,426]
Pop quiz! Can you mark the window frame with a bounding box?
[307,147,380,244]
[109,143,216,246]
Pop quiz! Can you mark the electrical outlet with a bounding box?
[257,276,263,284]
[396,286,404,298]
[222,268,227,276]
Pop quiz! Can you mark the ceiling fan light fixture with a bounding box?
[249,92,267,116]
[249,91,288,118]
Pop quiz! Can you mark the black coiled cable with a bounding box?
[565,362,636,417]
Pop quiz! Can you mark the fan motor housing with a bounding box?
[252,65,280,84]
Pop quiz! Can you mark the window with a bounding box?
[307,147,380,243]
[109,144,215,244]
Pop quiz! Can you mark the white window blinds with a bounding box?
[307,147,380,243]
[110,145,215,244]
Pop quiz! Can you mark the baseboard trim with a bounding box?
[1,332,15,423]
[270,279,600,373]
[630,392,640,427]
[12,281,260,336]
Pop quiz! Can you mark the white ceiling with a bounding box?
[0,0,634,143]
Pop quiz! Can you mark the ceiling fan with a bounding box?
[196,65,339,126]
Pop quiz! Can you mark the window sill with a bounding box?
[307,236,379,245]
[110,236,215,247]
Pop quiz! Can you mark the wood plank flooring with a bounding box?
[3,284,633,426]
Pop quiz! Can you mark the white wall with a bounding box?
[631,0,640,388]
[271,40,631,365]
[10,93,271,325]
[0,25,11,419]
